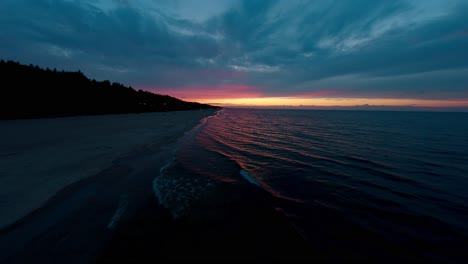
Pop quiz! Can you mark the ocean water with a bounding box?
[154,108,468,261]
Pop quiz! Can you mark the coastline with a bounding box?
[0,109,217,263]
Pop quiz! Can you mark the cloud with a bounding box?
[148,84,263,100]
[1,0,467,101]
[229,63,279,73]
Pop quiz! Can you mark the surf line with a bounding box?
[107,195,129,229]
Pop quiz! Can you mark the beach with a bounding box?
[0,110,217,263]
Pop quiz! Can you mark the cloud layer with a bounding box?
[1,0,468,102]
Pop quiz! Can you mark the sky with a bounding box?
[1,0,468,108]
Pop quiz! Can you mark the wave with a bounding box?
[239,169,261,187]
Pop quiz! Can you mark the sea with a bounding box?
[153,108,468,261]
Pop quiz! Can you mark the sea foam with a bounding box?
[240,169,261,187]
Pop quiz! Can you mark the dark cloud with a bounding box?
[1,0,467,100]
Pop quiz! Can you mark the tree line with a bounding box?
[0,60,218,120]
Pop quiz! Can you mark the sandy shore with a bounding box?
[0,110,216,263]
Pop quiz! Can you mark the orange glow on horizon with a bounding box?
[185,97,468,108]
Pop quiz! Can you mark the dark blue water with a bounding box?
[155,108,468,261]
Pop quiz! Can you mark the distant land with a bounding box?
[0,60,219,120]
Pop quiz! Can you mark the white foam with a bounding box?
[107,195,129,229]
[152,158,175,207]
[240,169,261,187]
[153,158,217,218]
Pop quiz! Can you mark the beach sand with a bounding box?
[0,110,216,263]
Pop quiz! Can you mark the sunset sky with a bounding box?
[1,0,468,108]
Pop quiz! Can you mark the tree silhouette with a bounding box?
[0,60,219,119]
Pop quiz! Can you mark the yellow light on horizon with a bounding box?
[188,97,468,108]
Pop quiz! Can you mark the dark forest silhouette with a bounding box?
[0,60,218,120]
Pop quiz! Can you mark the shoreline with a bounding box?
[97,174,313,262]
[0,109,217,263]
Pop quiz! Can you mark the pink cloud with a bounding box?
[152,68,247,87]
